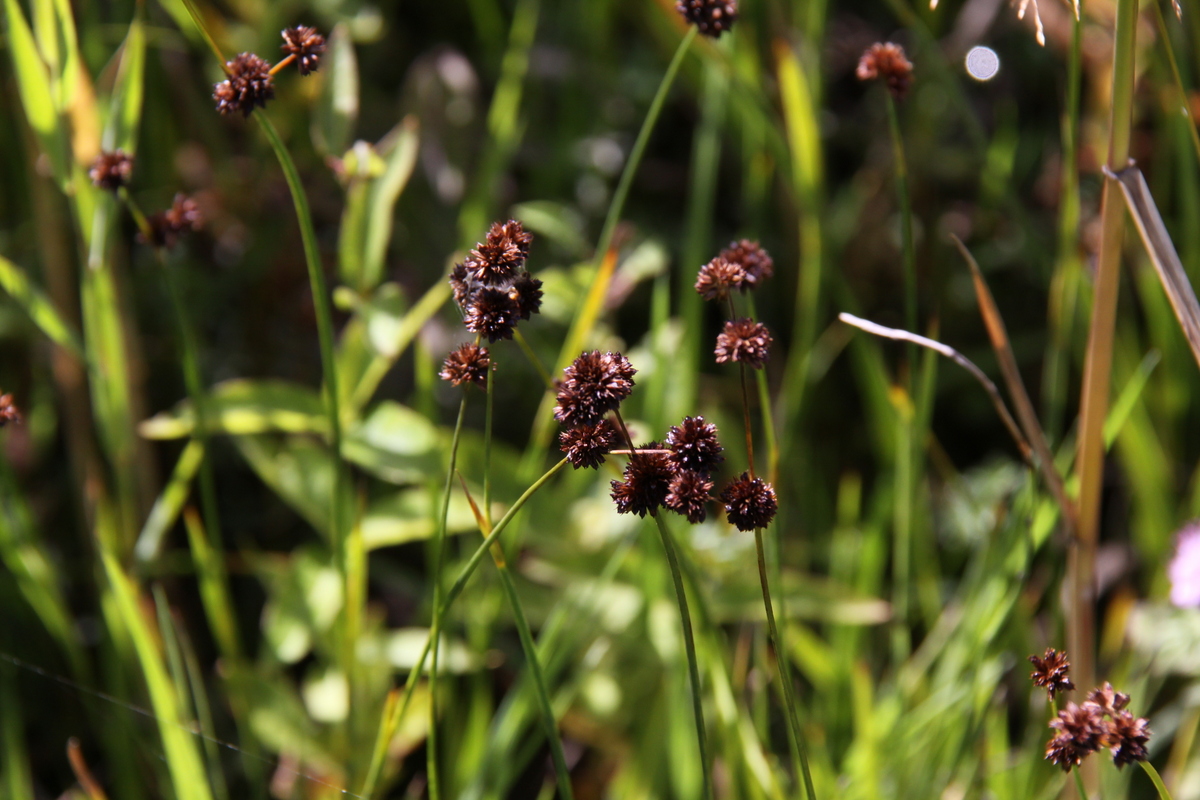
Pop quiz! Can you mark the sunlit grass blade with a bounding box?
[0,254,85,359]
[3,0,69,184]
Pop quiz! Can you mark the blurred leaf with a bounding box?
[362,487,477,549]
[225,667,339,776]
[134,439,204,564]
[3,0,69,185]
[342,401,441,484]
[1128,603,1200,676]
[101,550,214,800]
[258,548,344,665]
[709,569,891,625]
[302,667,349,723]
[335,141,377,289]
[139,379,326,440]
[182,510,240,662]
[361,117,419,290]
[313,23,358,157]
[235,435,343,534]
[359,628,481,674]
[102,13,145,153]
[512,201,589,258]
[0,255,85,358]
[0,660,34,800]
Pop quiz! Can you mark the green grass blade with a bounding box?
[3,0,69,184]
[103,13,146,153]
[0,254,85,359]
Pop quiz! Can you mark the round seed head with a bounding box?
[213,53,275,117]
[665,470,714,524]
[719,473,778,531]
[715,318,772,369]
[281,26,326,75]
[439,343,490,389]
[610,446,673,517]
[465,286,520,342]
[559,420,616,469]
[719,239,773,287]
[666,416,723,474]
[695,256,748,301]
[675,0,738,37]
[553,351,637,428]
[88,150,134,191]
[856,42,913,99]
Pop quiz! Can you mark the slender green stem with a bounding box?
[177,0,226,66]
[426,396,468,800]
[652,513,712,800]
[754,525,816,800]
[1153,0,1200,165]
[593,27,696,270]
[1140,761,1175,800]
[884,92,916,340]
[1072,766,1089,800]
[492,560,575,799]
[359,458,568,798]
[253,113,347,559]
[1074,0,1139,706]
[514,329,554,390]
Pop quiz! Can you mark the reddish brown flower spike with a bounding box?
[281,26,326,76]
[719,240,773,287]
[88,150,134,191]
[856,42,913,99]
[715,318,772,369]
[0,393,21,427]
[142,194,202,248]
[1107,711,1150,768]
[1045,702,1105,772]
[1029,648,1075,699]
[1084,682,1130,716]
[666,416,723,475]
[559,420,616,470]
[665,470,714,524]
[465,287,520,342]
[695,256,747,301]
[720,473,777,531]
[610,446,673,517]
[439,343,491,388]
[553,351,637,428]
[213,53,275,117]
[675,0,738,37]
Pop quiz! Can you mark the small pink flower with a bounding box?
[1169,522,1200,607]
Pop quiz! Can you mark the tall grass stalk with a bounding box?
[652,513,712,800]
[1074,0,1139,704]
[360,457,569,798]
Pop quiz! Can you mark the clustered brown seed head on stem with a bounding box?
[87,150,204,250]
[440,220,542,391]
[212,27,326,117]
[856,42,914,100]
[88,150,134,191]
[696,239,779,531]
[675,0,738,37]
[449,220,542,343]
[1028,649,1152,772]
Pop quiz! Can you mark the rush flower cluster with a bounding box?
[1028,650,1152,772]
[675,0,738,37]
[554,351,635,469]
[450,220,543,342]
[212,27,326,117]
[856,42,914,99]
[610,416,724,523]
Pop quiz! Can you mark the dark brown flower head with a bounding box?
[665,470,713,524]
[856,42,913,99]
[1045,702,1105,771]
[675,0,738,37]
[439,343,490,388]
[559,420,616,469]
[88,150,134,191]
[464,286,520,342]
[1029,648,1075,699]
[0,393,21,427]
[666,416,723,475]
[720,240,773,287]
[610,446,673,517]
[281,26,326,76]
[695,256,748,301]
[553,351,637,428]
[720,473,778,531]
[1084,682,1130,717]
[509,273,543,320]
[1107,711,1150,768]
[213,53,275,117]
[715,318,772,369]
[466,219,533,286]
[450,262,471,308]
[143,194,203,248]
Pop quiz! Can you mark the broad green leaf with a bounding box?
[302,667,349,723]
[361,116,419,290]
[313,23,358,157]
[362,487,477,549]
[335,140,380,288]
[0,255,84,358]
[235,435,342,534]
[511,201,589,258]
[342,401,440,484]
[3,0,69,184]
[140,379,326,440]
[225,667,339,776]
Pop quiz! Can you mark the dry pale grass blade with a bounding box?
[1174,0,1182,20]
[1107,164,1200,370]
[1016,0,1047,45]
[949,236,1077,532]
[837,313,1032,462]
